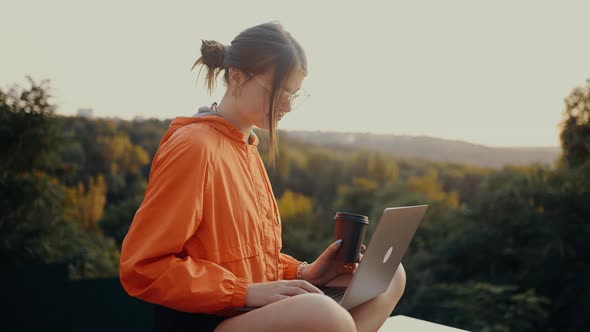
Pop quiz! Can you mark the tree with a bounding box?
[277,190,314,224]
[0,77,62,174]
[0,78,119,279]
[64,174,108,234]
[560,79,590,168]
[333,177,379,217]
[406,169,459,208]
[403,282,550,332]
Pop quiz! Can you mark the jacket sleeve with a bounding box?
[279,252,303,280]
[119,128,249,313]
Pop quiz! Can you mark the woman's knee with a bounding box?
[216,294,355,332]
[386,264,407,300]
[292,294,356,332]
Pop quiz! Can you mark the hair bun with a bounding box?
[200,39,227,69]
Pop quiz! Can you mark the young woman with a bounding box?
[119,22,406,332]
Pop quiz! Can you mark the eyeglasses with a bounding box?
[249,74,310,110]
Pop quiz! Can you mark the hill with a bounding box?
[283,130,560,168]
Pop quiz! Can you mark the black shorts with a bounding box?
[153,305,230,332]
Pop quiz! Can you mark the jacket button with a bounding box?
[266,211,271,219]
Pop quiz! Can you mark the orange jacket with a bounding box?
[119,115,302,316]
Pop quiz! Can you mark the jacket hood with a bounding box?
[159,109,259,146]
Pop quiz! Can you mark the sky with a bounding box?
[2,0,589,147]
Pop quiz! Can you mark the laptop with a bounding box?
[232,205,428,312]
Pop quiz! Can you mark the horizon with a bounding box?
[59,113,561,149]
[3,0,589,147]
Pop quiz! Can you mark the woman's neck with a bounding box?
[216,101,254,143]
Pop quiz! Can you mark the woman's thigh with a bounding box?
[215,293,356,332]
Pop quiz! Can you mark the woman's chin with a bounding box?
[254,121,275,131]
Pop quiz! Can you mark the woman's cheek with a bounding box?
[254,100,271,128]
[242,104,267,129]
[255,112,270,130]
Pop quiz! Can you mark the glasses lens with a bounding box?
[291,92,309,110]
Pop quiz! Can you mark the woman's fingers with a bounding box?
[293,280,324,294]
[351,254,363,273]
[270,294,290,303]
[361,244,366,251]
[282,286,311,296]
[353,252,364,264]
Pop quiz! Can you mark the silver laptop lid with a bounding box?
[339,205,428,310]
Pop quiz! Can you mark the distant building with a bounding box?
[103,116,122,123]
[77,108,93,118]
[344,134,357,144]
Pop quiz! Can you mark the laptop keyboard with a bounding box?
[319,286,347,302]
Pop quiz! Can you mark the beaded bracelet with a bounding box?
[296,261,309,280]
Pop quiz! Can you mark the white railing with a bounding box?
[379,315,469,332]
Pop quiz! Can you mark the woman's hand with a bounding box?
[245,280,324,307]
[301,239,366,286]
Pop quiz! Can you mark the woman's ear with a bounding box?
[228,68,246,98]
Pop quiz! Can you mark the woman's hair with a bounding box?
[191,21,307,165]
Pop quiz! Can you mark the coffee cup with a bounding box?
[333,212,369,263]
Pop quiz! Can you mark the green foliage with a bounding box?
[560,79,590,168]
[2,77,589,330]
[0,171,65,263]
[99,193,145,247]
[334,177,380,216]
[0,77,63,174]
[405,282,550,332]
[0,78,119,279]
[278,190,314,223]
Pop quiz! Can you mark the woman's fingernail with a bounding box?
[334,239,342,245]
